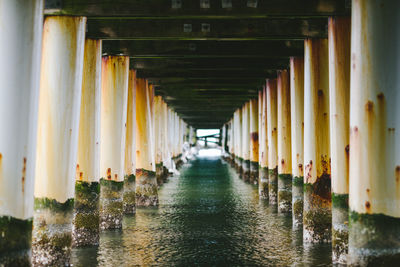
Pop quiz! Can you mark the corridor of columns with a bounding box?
[1,0,399,266]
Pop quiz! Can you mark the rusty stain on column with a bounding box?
[303,38,331,243]
[290,57,304,228]
[328,16,350,264]
[259,87,269,199]
[73,39,102,247]
[277,69,292,213]
[123,69,137,215]
[99,55,129,230]
[348,1,400,265]
[154,95,164,186]
[249,98,259,184]
[267,79,278,205]
[136,79,158,206]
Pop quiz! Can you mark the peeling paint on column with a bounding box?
[277,70,292,214]
[267,79,278,206]
[290,57,304,228]
[33,15,86,266]
[348,1,400,265]
[328,16,350,264]
[99,55,129,230]
[303,38,331,243]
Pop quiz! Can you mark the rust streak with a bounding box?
[395,166,400,183]
[305,160,313,181]
[365,201,371,213]
[107,168,112,180]
[114,174,118,180]
[22,157,26,193]
[79,172,83,181]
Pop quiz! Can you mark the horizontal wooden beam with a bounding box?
[87,18,327,40]
[103,40,303,57]
[45,0,349,18]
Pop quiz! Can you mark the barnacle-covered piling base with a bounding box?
[278,174,292,213]
[99,179,123,230]
[32,198,74,266]
[292,176,304,228]
[73,181,100,247]
[258,167,269,199]
[268,167,278,205]
[123,174,136,214]
[136,169,159,207]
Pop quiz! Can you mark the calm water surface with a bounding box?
[72,154,332,266]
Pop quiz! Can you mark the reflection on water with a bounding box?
[72,154,332,266]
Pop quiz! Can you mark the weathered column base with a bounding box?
[99,179,123,230]
[348,212,400,266]
[332,193,348,264]
[235,157,243,174]
[136,169,159,206]
[303,178,332,243]
[242,160,251,182]
[123,174,136,214]
[268,167,278,205]
[173,154,183,169]
[249,161,259,185]
[72,181,100,247]
[163,166,170,182]
[278,174,292,213]
[258,167,269,199]
[292,176,304,228]
[0,216,32,266]
[156,163,164,186]
[32,198,74,266]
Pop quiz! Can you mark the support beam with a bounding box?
[290,57,304,227]
[124,69,137,215]
[258,87,268,199]
[277,69,292,213]
[136,79,158,206]
[349,1,400,265]
[328,16,350,264]
[33,16,86,266]
[99,55,129,229]
[0,0,43,265]
[73,39,102,247]
[303,38,331,243]
[267,79,278,205]
[249,98,259,184]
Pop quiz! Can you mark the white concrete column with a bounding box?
[303,38,331,243]
[0,0,43,264]
[328,16,351,264]
[136,79,158,206]
[290,57,305,227]
[277,70,292,213]
[267,79,278,205]
[73,38,102,247]
[33,16,86,266]
[349,1,400,265]
[249,98,259,184]
[99,55,129,230]
[242,102,251,181]
[154,95,164,185]
[259,86,269,199]
[123,69,137,215]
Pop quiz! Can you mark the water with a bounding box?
[72,154,332,266]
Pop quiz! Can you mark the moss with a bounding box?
[332,227,348,263]
[75,181,100,196]
[303,208,332,242]
[278,190,292,204]
[74,181,100,212]
[293,199,303,218]
[34,197,74,212]
[292,176,303,187]
[123,191,136,204]
[73,213,99,230]
[136,168,156,178]
[99,178,124,190]
[332,193,349,210]
[101,199,123,214]
[0,216,32,251]
[124,174,136,183]
[34,231,72,249]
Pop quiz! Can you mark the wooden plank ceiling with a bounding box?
[45,0,350,129]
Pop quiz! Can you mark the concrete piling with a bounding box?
[249,98,259,184]
[290,57,305,227]
[33,15,86,266]
[303,38,331,243]
[99,55,129,230]
[73,39,102,247]
[259,87,269,199]
[328,16,351,264]
[266,79,278,205]
[348,1,400,265]
[277,70,292,213]
[0,0,43,265]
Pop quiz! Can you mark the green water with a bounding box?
[72,155,332,266]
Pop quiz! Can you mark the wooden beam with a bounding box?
[45,0,348,18]
[87,18,327,40]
